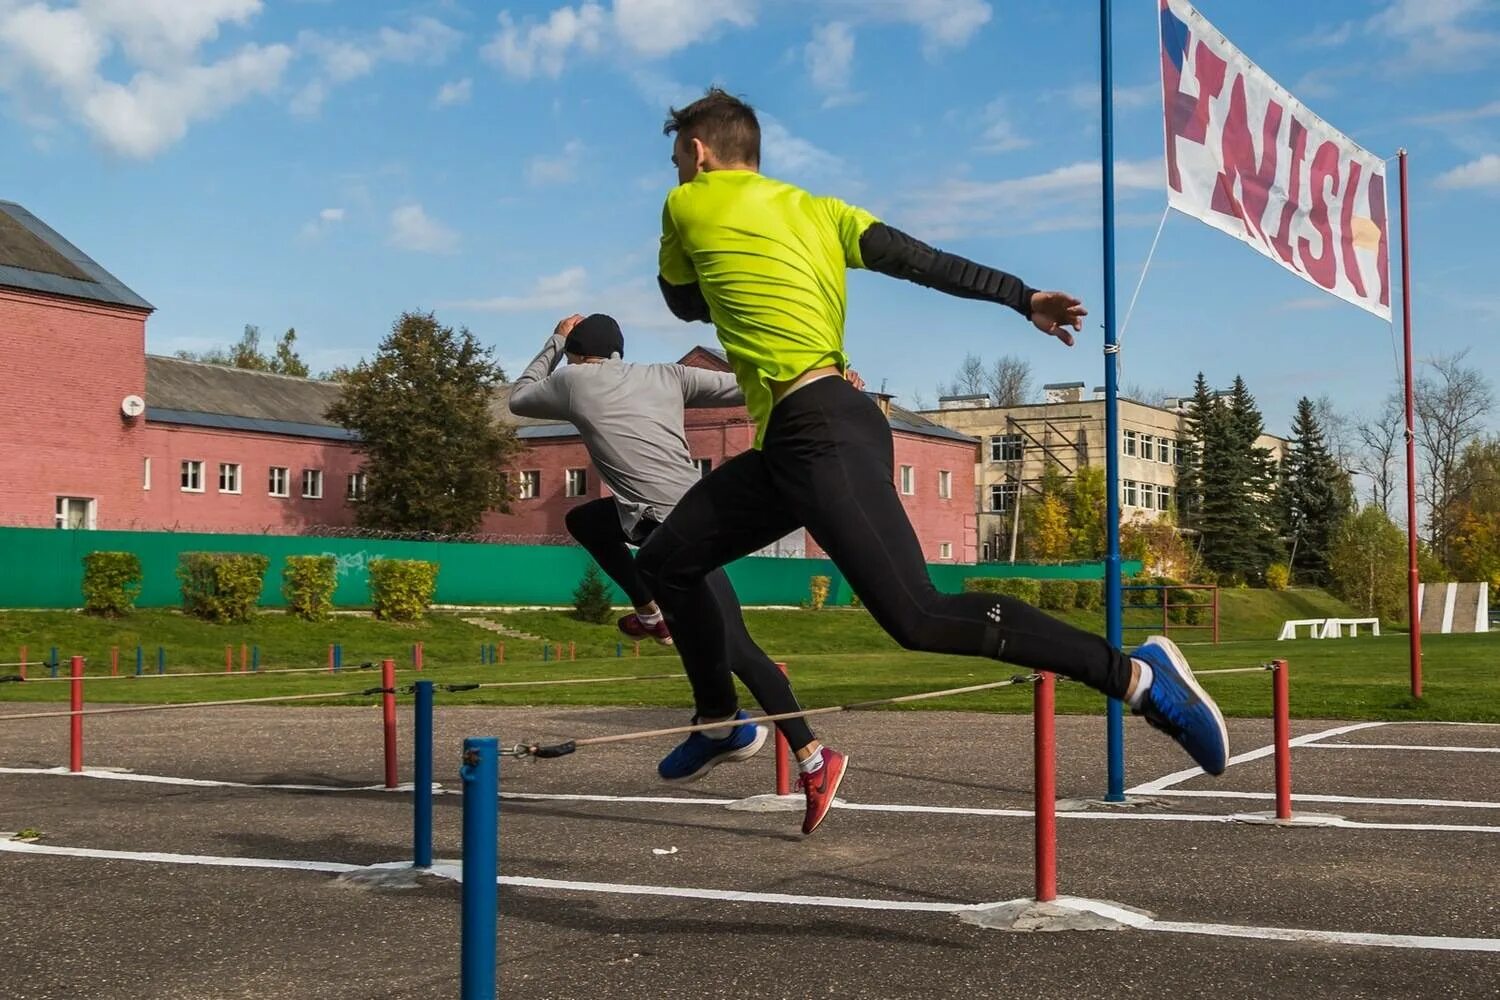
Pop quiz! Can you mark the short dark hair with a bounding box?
[663,87,760,167]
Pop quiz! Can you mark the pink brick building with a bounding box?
[0,201,978,562]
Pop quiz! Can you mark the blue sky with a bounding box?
[1,0,1497,439]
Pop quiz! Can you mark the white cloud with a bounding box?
[0,0,289,158]
[434,77,472,107]
[447,267,589,312]
[388,203,460,254]
[613,0,755,58]
[295,16,463,116]
[805,22,856,107]
[829,0,990,54]
[1368,0,1500,69]
[1060,81,1158,112]
[1410,100,1500,126]
[1436,154,1500,191]
[976,98,1029,153]
[299,206,346,240]
[526,139,586,186]
[760,117,845,182]
[481,4,608,79]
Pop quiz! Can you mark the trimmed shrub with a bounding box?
[809,575,831,611]
[963,577,1042,605]
[1038,579,1077,612]
[82,551,142,617]
[1074,579,1103,611]
[283,555,337,621]
[368,558,438,622]
[573,563,614,624]
[1266,563,1291,591]
[178,552,269,623]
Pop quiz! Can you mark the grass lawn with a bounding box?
[1,594,1495,723]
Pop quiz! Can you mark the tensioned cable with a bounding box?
[5,663,389,683]
[0,688,391,722]
[1118,205,1172,355]
[436,673,685,693]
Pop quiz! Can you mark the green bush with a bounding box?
[178,552,269,623]
[283,555,337,621]
[573,563,614,624]
[1074,579,1103,611]
[368,558,438,622]
[809,575,831,611]
[963,577,1042,605]
[1266,563,1290,591]
[1038,579,1077,611]
[81,551,142,617]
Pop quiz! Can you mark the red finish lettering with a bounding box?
[1370,171,1391,309]
[1339,160,1367,299]
[1164,41,1227,193]
[1211,74,1284,243]
[1268,118,1308,267]
[1298,140,1341,289]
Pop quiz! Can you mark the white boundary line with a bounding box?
[1303,743,1500,754]
[3,839,1498,953]
[1145,789,1500,811]
[1126,722,1388,795]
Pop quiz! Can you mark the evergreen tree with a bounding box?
[327,311,520,534]
[572,563,615,623]
[1176,372,1215,531]
[1198,376,1279,581]
[1280,397,1352,585]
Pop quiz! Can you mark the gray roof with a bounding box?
[145,355,354,442]
[885,400,980,444]
[0,201,152,311]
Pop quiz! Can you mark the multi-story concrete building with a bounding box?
[921,382,1289,562]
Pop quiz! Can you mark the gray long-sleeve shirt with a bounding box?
[507,335,743,535]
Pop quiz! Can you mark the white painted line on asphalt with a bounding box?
[1146,789,1500,810]
[0,838,362,873]
[1126,722,1388,795]
[1302,743,1500,754]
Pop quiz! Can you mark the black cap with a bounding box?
[564,313,624,360]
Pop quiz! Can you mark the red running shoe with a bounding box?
[796,748,848,835]
[618,613,673,646]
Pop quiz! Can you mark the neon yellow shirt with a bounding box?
[659,170,879,446]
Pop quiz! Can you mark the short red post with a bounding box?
[1034,671,1057,902]
[328,643,335,674]
[225,645,233,674]
[416,642,424,672]
[19,645,26,681]
[498,641,504,663]
[1273,659,1292,821]
[569,641,575,661]
[69,655,84,773]
[382,657,398,789]
[240,644,248,673]
[110,646,118,677]
[774,662,792,796]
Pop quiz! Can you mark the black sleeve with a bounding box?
[858,222,1036,317]
[657,276,712,323]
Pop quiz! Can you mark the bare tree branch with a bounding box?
[1415,349,1494,562]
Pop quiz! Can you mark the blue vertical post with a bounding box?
[252,646,260,671]
[157,646,165,674]
[50,647,59,678]
[616,642,623,658]
[542,644,550,663]
[413,681,434,868]
[334,643,342,672]
[1100,0,1126,802]
[135,645,143,677]
[460,736,499,1000]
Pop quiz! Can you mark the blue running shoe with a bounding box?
[1130,635,1230,775]
[658,710,767,784]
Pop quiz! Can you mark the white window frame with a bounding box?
[54,496,96,530]
[989,434,1023,463]
[938,541,953,560]
[218,462,241,495]
[937,469,952,500]
[1160,437,1174,465]
[180,459,204,493]
[302,468,323,500]
[1158,484,1172,510]
[518,470,541,500]
[989,481,1018,513]
[1123,430,1138,458]
[565,468,588,498]
[347,472,367,501]
[1123,479,1138,507]
[694,457,713,478]
[143,457,151,491]
[899,465,915,495]
[268,466,290,498]
[1142,434,1156,463]
[1141,484,1156,510]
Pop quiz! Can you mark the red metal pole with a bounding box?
[1273,659,1292,821]
[1034,671,1057,902]
[774,662,791,796]
[1399,150,1422,700]
[498,641,504,663]
[328,643,335,674]
[19,645,25,681]
[69,655,84,773]
[225,645,232,674]
[241,644,248,673]
[110,646,118,677]
[416,642,424,672]
[382,658,398,789]
[1213,587,1220,645]
[569,641,575,661]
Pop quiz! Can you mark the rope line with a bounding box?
[1118,205,1171,353]
[509,674,1040,759]
[7,663,386,684]
[435,673,683,694]
[0,688,384,723]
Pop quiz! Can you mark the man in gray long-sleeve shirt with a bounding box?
[508,313,821,791]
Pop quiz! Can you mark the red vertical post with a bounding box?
[69,655,84,773]
[18,645,25,681]
[416,642,424,672]
[1398,150,1422,700]
[1213,588,1221,644]
[569,641,575,661]
[225,645,233,674]
[1273,660,1292,821]
[1034,671,1056,902]
[241,644,248,673]
[382,657,398,789]
[328,643,335,674]
[110,646,118,677]
[774,662,791,796]
[498,641,504,663]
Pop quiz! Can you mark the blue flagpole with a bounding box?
[1101,0,1127,802]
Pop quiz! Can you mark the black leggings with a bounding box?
[564,497,815,748]
[636,376,1134,704]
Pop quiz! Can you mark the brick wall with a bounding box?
[0,288,148,529]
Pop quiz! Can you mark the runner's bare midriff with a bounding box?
[770,366,841,405]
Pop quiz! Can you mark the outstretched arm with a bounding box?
[858,223,1087,345]
[675,365,744,408]
[508,315,582,420]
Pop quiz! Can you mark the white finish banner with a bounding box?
[1160,0,1391,319]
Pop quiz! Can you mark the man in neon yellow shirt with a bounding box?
[638,88,1228,836]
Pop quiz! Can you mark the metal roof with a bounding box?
[0,201,153,311]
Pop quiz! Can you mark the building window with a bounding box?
[1160,437,1175,465]
[938,470,952,499]
[566,468,588,498]
[218,463,241,494]
[347,472,367,501]
[938,542,953,560]
[180,460,204,492]
[302,469,323,499]
[695,457,713,477]
[518,470,540,500]
[1123,479,1138,507]
[1158,484,1172,510]
[989,481,1019,512]
[1141,434,1155,463]
[269,466,290,498]
[989,434,1023,462]
[143,457,151,491]
[55,496,95,530]
[1141,484,1156,510]
[1123,430,1138,457]
[1173,439,1185,466]
[899,465,915,495]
